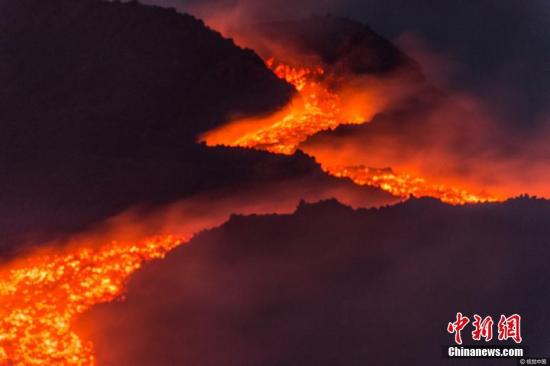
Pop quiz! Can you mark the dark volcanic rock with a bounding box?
[0,0,292,152]
[0,0,394,252]
[83,196,550,366]
[237,15,423,78]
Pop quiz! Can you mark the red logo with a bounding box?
[447,312,470,344]
[472,314,494,341]
[498,314,522,344]
[447,313,522,344]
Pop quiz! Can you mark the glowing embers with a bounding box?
[0,235,184,366]
[324,165,498,204]
[201,58,367,155]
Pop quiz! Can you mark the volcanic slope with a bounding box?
[0,0,395,251]
[84,196,550,366]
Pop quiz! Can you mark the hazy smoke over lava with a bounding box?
[296,35,550,200]
[302,92,550,199]
[143,0,550,201]
[2,0,549,364]
[0,177,394,365]
[78,197,550,366]
[84,176,395,243]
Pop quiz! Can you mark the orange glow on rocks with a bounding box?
[0,235,185,366]
[0,26,503,366]
[324,165,497,205]
[203,58,499,204]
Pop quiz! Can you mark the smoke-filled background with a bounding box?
[1,0,550,365]
[78,197,550,366]
[1,0,547,247]
[139,0,550,200]
[145,0,550,127]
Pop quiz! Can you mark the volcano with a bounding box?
[0,0,395,252]
[0,0,548,365]
[83,196,550,366]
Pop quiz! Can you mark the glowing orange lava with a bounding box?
[0,50,501,366]
[266,58,324,92]
[0,235,184,366]
[202,58,367,155]
[325,165,497,205]
[203,57,500,204]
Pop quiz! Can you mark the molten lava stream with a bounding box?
[202,58,367,155]
[0,55,500,366]
[323,165,497,205]
[202,58,500,204]
[0,235,185,366]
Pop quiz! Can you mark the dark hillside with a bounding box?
[85,196,550,365]
[0,0,394,250]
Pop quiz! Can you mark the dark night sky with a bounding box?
[146,0,550,131]
[336,0,550,130]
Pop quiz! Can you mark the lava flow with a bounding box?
[203,58,499,204]
[326,165,496,205]
[202,58,368,155]
[0,235,184,366]
[0,27,499,366]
